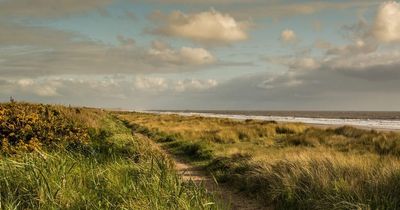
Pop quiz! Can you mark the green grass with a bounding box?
[118,112,400,210]
[0,104,222,210]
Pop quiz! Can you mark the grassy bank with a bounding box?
[0,103,220,209]
[118,112,400,210]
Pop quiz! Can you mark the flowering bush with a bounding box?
[0,102,90,154]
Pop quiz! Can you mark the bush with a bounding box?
[333,126,373,138]
[276,126,296,134]
[0,102,93,154]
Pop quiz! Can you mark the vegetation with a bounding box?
[0,103,220,209]
[0,102,95,154]
[118,112,400,210]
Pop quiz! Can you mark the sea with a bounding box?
[141,110,400,131]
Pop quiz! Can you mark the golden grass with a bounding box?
[118,112,400,209]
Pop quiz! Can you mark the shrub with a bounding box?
[333,126,373,138]
[276,126,296,134]
[0,102,94,154]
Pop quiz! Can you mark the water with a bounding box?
[141,110,400,131]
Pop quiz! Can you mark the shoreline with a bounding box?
[138,111,400,132]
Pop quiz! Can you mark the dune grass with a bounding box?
[118,112,400,210]
[0,103,221,209]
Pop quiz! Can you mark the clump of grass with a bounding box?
[166,141,214,161]
[275,124,306,134]
[206,152,253,184]
[333,126,374,138]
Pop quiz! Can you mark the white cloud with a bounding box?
[0,37,218,78]
[148,41,215,65]
[326,50,400,73]
[326,38,378,56]
[293,57,320,70]
[134,77,168,92]
[179,47,215,65]
[151,8,249,44]
[280,29,297,43]
[174,79,218,92]
[373,1,400,43]
[15,78,61,97]
[17,79,35,87]
[266,54,319,71]
[134,76,218,92]
[134,77,168,91]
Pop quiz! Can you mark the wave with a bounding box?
[140,111,400,131]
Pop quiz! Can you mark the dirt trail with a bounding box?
[134,133,269,210]
[172,154,267,210]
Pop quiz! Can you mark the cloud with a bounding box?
[116,35,135,47]
[148,41,215,65]
[0,18,224,78]
[269,40,400,83]
[0,22,219,78]
[326,51,400,81]
[0,22,78,47]
[372,1,400,43]
[314,39,333,49]
[0,0,112,18]
[325,38,378,56]
[13,78,61,97]
[280,29,297,43]
[134,77,168,92]
[174,79,218,92]
[257,1,400,108]
[134,76,218,92]
[134,0,257,4]
[150,8,249,44]
[226,1,379,19]
[196,66,400,110]
[1,75,219,103]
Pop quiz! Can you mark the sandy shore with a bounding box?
[139,111,400,132]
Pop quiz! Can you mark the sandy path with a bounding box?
[172,155,267,210]
[134,133,269,210]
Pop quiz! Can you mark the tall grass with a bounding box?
[118,112,400,209]
[0,104,221,210]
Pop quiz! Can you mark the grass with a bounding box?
[118,112,400,210]
[0,103,221,209]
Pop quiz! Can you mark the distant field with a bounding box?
[119,112,400,210]
[155,110,400,120]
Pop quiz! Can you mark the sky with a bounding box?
[1,0,400,110]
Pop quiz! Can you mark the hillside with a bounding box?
[0,102,220,209]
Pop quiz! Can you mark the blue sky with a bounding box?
[1,0,400,110]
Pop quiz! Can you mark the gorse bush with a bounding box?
[0,102,97,154]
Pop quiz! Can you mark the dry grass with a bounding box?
[118,112,400,209]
